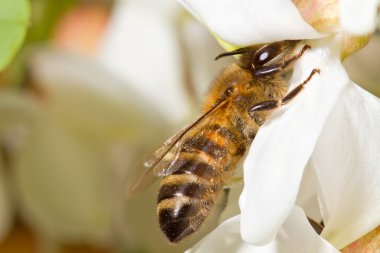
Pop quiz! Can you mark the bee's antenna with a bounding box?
[215,48,247,60]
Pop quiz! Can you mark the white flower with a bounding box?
[0,10,181,241]
[178,0,380,252]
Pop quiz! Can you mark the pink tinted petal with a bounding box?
[186,207,339,253]
[240,44,350,245]
[312,83,380,249]
[178,0,321,45]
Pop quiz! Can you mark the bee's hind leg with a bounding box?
[248,68,320,119]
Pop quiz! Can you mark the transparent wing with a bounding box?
[130,100,228,194]
[147,126,189,177]
[153,113,216,177]
[129,127,188,194]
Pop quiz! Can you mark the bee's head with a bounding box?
[215,40,309,77]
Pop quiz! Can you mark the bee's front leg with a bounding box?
[248,68,320,119]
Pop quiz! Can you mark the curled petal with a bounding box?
[186,207,339,253]
[312,83,380,249]
[240,43,350,245]
[340,34,371,60]
[178,0,321,46]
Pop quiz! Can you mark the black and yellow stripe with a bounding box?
[157,124,244,243]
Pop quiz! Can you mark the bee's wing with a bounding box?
[129,127,187,194]
[130,100,228,194]
[147,127,188,177]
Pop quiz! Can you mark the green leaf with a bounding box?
[0,0,30,71]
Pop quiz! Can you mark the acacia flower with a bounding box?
[178,0,380,252]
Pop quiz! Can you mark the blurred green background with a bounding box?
[0,1,378,253]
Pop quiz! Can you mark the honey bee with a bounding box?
[132,40,319,243]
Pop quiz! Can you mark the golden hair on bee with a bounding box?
[132,40,320,243]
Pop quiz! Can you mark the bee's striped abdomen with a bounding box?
[157,125,242,243]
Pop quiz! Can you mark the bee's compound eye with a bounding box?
[253,44,281,67]
[254,49,273,66]
[225,86,234,96]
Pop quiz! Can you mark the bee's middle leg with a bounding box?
[248,68,320,119]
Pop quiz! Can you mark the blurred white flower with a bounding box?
[0,48,167,246]
[178,0,380,252]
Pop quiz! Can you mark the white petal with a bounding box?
[312,83,380,249]
[98,0,191,124]
[239,43,350,245]
[186,207,339,253]
[340,0,379,35]
[178,0,321,46]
